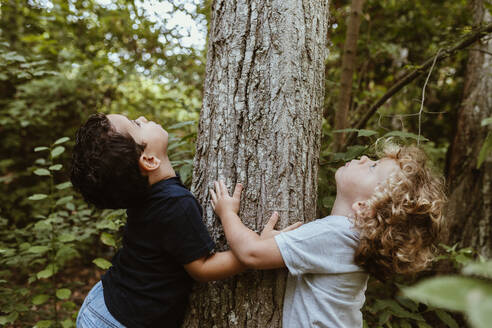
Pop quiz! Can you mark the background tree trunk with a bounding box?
[333,0,365,151]
[445,0,492,257]
[182,0,329,326]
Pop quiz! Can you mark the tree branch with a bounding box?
[343,22,492,149]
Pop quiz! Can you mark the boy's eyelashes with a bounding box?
[133,120,141,127]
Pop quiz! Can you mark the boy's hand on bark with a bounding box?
[210,180,302,235]
[260,212,303,239]
[210,180,243,218]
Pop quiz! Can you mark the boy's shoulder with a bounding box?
[302,215,359,239]
[314,215,354,229]
[128,177,201,223]
[150,176,195,200]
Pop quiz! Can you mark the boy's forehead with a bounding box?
[107,114,131,133]
[378,157,401,176]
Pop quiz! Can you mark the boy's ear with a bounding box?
[139,154,161,172]
[352,201,375,217]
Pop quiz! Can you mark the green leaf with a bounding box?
[100,232,116,247]
[34,146,49,152]
[477,132,492,169]
[481,117,492,126]
[56,195,73,205]
[61,318,74,328]
[34,320,53,328]
[29,194,48,200]
[62,301,77,311]
[396,296,419,312]
[34,168,50,176]
[37,264,56,279]
[378,310,391,325]
[93,258,112,270]
[56,245,79,262]
[467,289,492,328]
[179,164,192,184]
[357,129,378,137]
[96,220,117,230]
[66,202,75,211]
[333,128,360,133]
[56,288,71,300]
[435,309,459,328]
[334,129,378,137]
[373,299,424,321]
[455,253,472,265]
[54,137,70,145]
[332,145,368,161]
[49,164,63,171]
[32,294,50,305]
[403,276,492,312]
[56,181,72,190]
[27,246,50,254]
[399,320,412,328]
[383,131,429,141]
[51,146,65,158]
[34,220,52,230]
[58,233,76,242]
[0,311,19,324]
[167,120,195,130]
[416,322,432,328]
[463,261,492,279]
[5,52,26,62]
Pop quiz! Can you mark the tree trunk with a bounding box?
[445,0,492,257]
[182,0,329,327]
[333,0,365,151]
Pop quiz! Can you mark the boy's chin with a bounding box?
[334,166,344,178]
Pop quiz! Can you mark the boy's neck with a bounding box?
[148,156,176,185]
[330,196,356,218]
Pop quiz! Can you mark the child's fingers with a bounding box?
[210,189,217,204]
[281,222,303,232]
[210,199,215,211]
[264,212,279,231]
[219,180,229,197]
[232,183,243,200]
[214,181,221,197]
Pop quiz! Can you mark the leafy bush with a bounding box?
[0,138,125,327]
[361,244,477,328]
[404,259,492,328]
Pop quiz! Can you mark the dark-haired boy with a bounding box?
[71,113,246,328]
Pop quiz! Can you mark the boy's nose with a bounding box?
[359,155,369,163]
[137,116,148,123]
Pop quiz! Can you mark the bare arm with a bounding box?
[184,250,246,282]
[210,181,301,269]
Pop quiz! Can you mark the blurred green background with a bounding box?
[0,0,488,327]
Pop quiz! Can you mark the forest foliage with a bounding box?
[0,0,491,327]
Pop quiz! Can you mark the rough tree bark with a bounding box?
[182,0,329,327]
[445,0,492,257]
[334,0,365,151]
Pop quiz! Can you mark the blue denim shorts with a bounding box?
[76,281,126,328]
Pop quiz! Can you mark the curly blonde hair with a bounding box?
[353,143,446,281]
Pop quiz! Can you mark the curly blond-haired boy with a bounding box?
[211,142,446,328]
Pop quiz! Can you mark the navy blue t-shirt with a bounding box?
[101,177,215,327]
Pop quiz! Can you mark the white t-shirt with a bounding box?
[274,215,369,328]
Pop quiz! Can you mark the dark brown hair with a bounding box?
[70,113,150,209]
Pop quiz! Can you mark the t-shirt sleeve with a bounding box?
[160,196,215,264]
[274,217,363,275]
